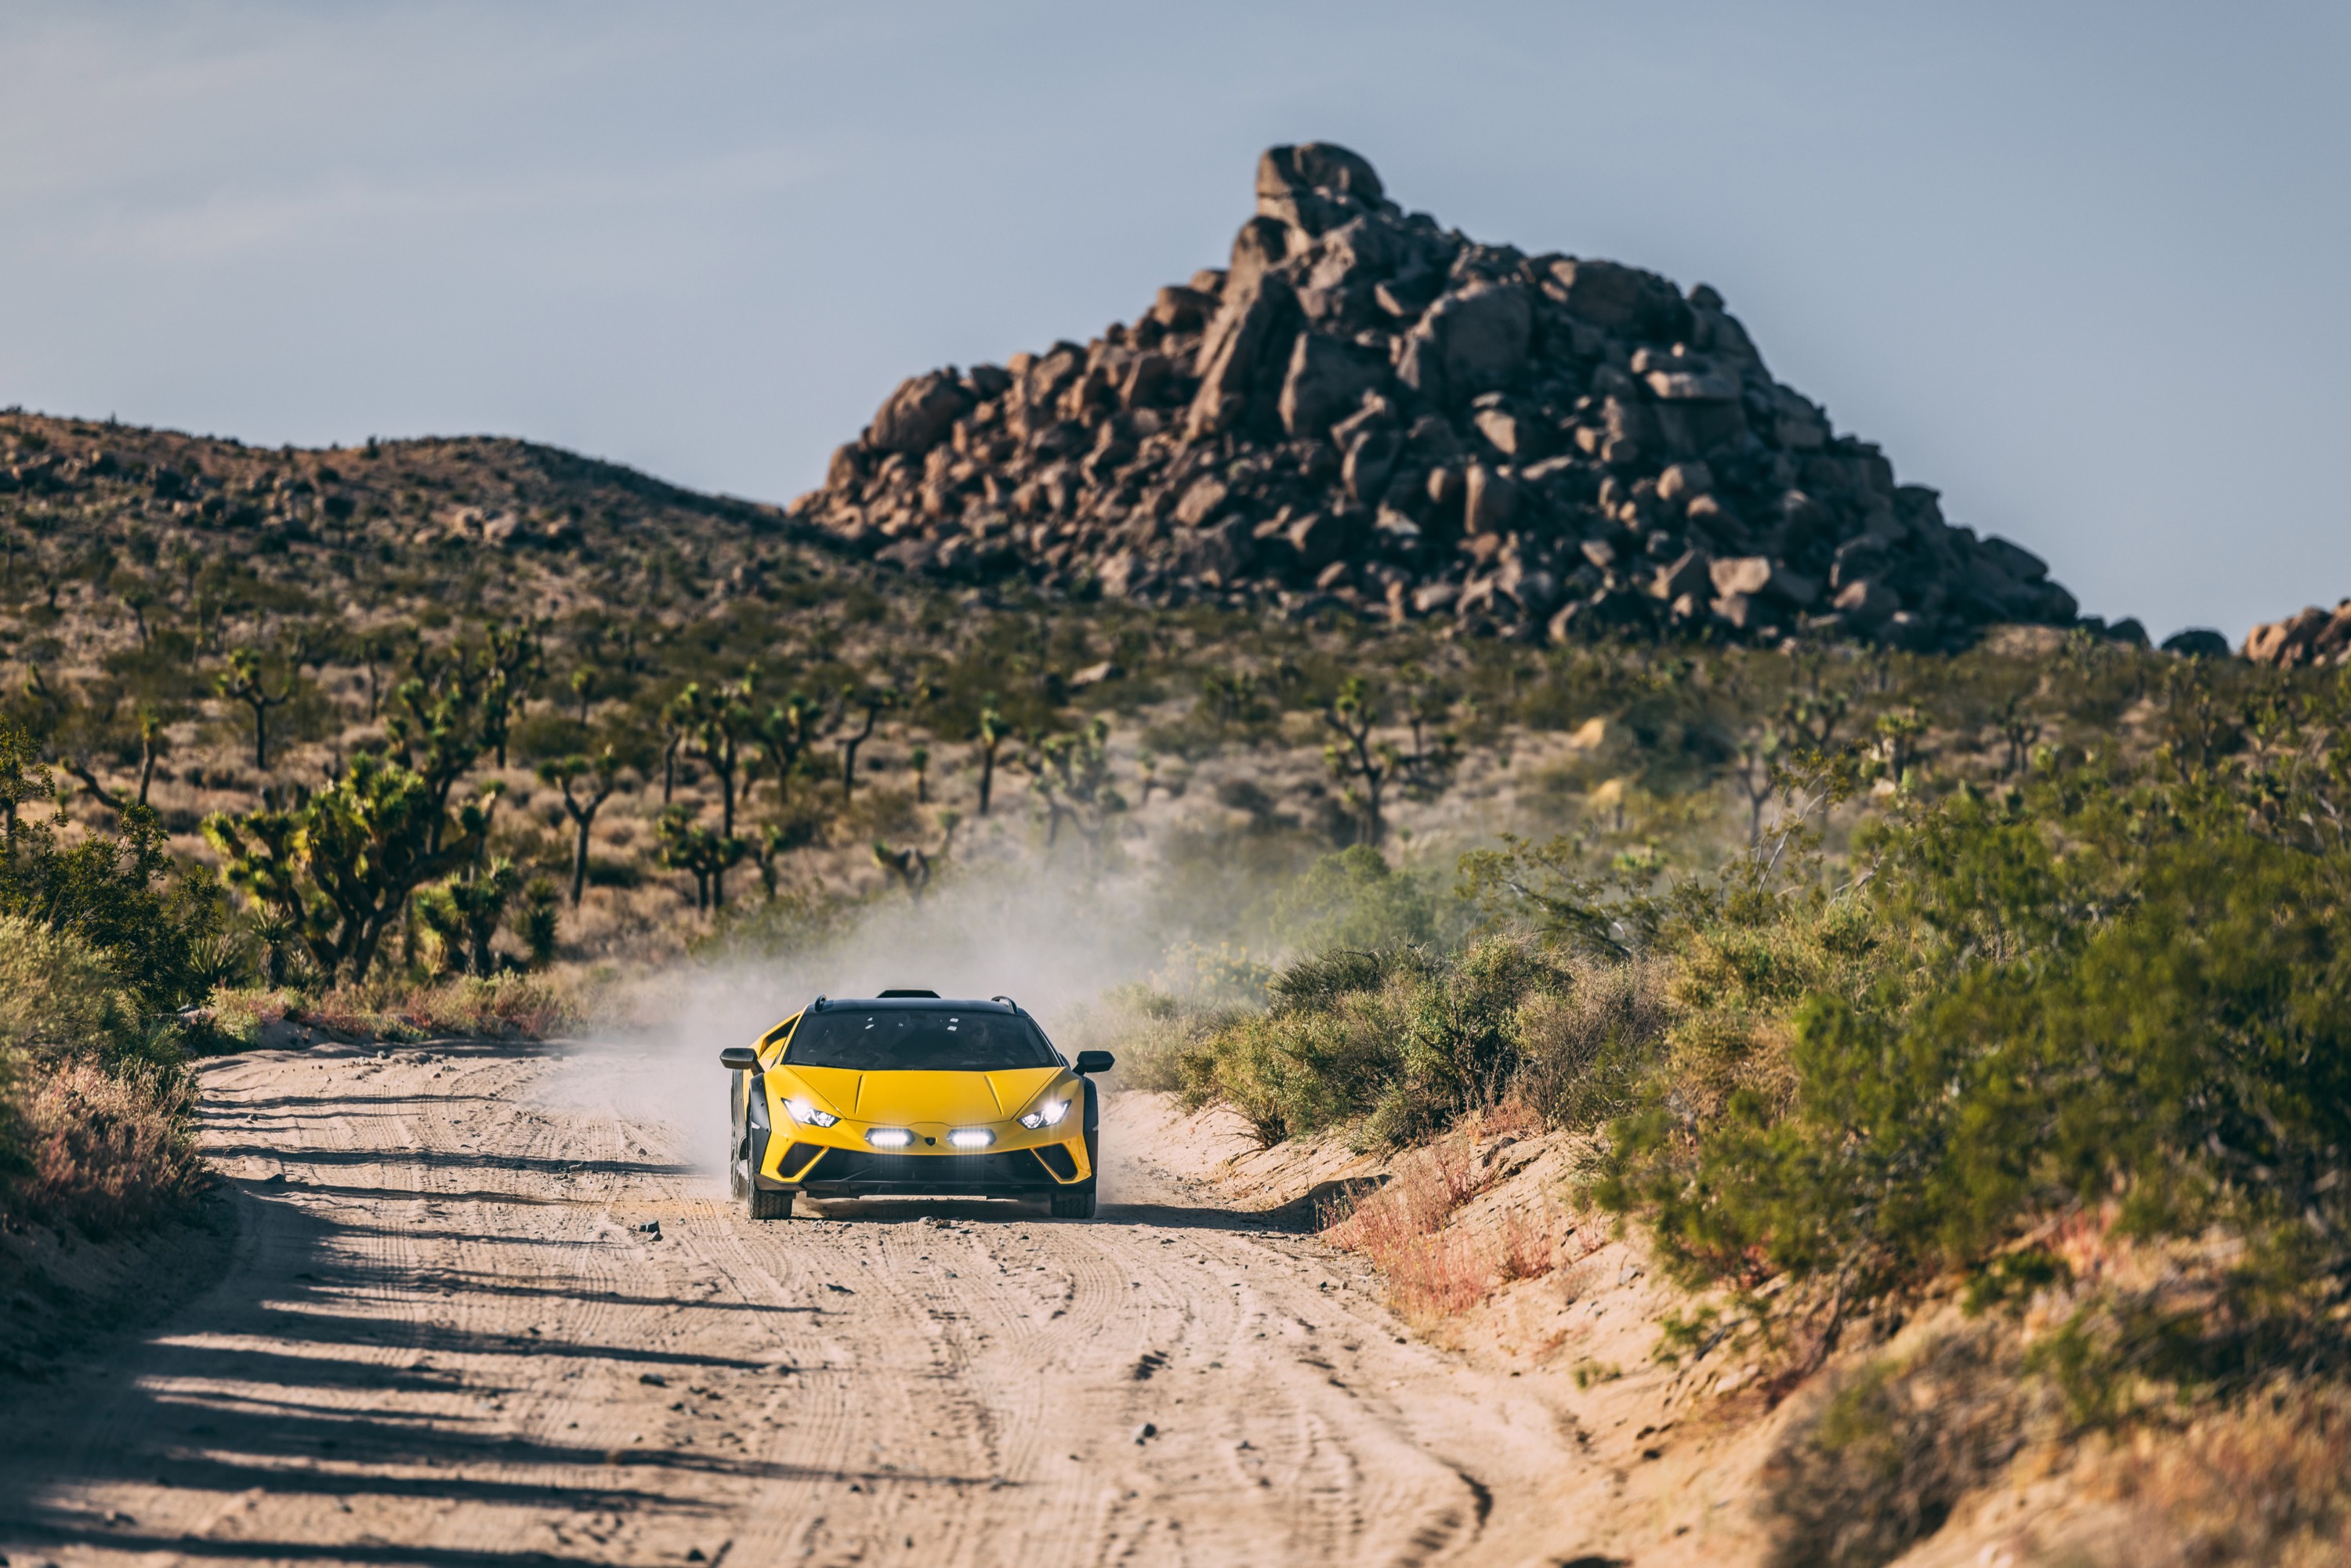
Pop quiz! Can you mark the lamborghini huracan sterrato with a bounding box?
[720,991,1114,1220]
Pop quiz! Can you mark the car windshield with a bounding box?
[782,1008,1059,1072]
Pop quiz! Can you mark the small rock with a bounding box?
[635,1220,661,1240]
[1133,1421,1157,1444]
[639,1372,667,1386]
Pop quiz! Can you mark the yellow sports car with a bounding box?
[720,991,1114,1220]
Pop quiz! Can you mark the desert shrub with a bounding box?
[1597,755,2351,1392]
[1320,1126,1565,1321]
[9,1057,206,1236]
[304,972,585,1041]
[0,914,150,1066]
[1513,955,1672,1129]
[1057,980,1245,1094]
[1763,1327,2040,1568]
[0,917,203,1233]
[2081,1379,2351,1566]
[0,728,225,1011]
[1264,844,1441,954]
[585,853,644,889]
[1180,937,1570,1146]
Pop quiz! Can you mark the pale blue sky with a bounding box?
[2,2,2344,640]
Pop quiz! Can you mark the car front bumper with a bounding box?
[765,1141,1090,1197]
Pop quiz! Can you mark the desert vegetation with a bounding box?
[1136,646,2351,1565]
[5,404,2346,1562]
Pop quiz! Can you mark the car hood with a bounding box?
[784,1066,1065,1124]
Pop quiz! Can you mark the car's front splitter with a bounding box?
[760,1143,1088,1191]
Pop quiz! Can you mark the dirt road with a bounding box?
[0,1037,1602,1567]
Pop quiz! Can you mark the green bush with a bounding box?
[0,914,150,1066]
[0,916,202,1233]
[1596,762,2351,1388]
[1180,937,1571,1147]
[0,727,225,1012]
[1512,954,1671,1130]
[1265,845,1440,954]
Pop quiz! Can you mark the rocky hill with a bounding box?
[792,143,2081,649]
[0,411,828,658]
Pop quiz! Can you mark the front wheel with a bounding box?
[748,1186,795,1220]
[1049,1188,1096,1219]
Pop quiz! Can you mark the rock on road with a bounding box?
[0,1038,1597,1566]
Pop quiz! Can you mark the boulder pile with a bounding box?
[2243,603,2351,668]
[791,143,2080,646]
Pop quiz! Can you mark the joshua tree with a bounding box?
[973,699,1012,816]
[1028,717,1125,856]
[872,841,933,906]
[1733,725,1784,847]
[112,571,157,647]
[835,681,899,802]
[205,752,502,983]
[1873,708,1929,787]
[216,645,300,770]
[654,804,746,914]
[537,748,622,906]
[1996,693,2042,779]
[133,709,165,806]
[668,676,754,838]
[1321,676,1394,846]
[748,686,825,806]
[413,857,524,977]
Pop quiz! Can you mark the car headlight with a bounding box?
[866,1128,913,1148]
[948,1129,994,1150]
[783,1098,839,1128]
[1018,1097,1070,1131]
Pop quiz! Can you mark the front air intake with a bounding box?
[777,1143,828,1180]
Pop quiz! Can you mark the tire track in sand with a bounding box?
[0,1037,1595,1567]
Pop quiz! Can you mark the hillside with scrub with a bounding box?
[2,153,2348,1564]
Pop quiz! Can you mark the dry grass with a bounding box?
[1512,954,1672,1130]
[2076,1382,2351,1566]
[4,1058,208,1236]
[1496,1202,1559,1283]
[1761,1324,2042,1568]
[301,972,593,1041]
[1320,1122,1568,1324]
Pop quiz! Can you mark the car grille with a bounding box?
[794,1147,1077,1190]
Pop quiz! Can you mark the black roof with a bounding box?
[810,994,1020,1015]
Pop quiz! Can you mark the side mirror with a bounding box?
[1074,1050,1115,1075]
[719,1046,760,1071]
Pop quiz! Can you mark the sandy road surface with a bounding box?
[0,1038,1603,1567]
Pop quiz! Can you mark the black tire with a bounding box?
[1049,1188,1096,1219]
[748,1186,795,1220]
[727,1072,752,1200]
